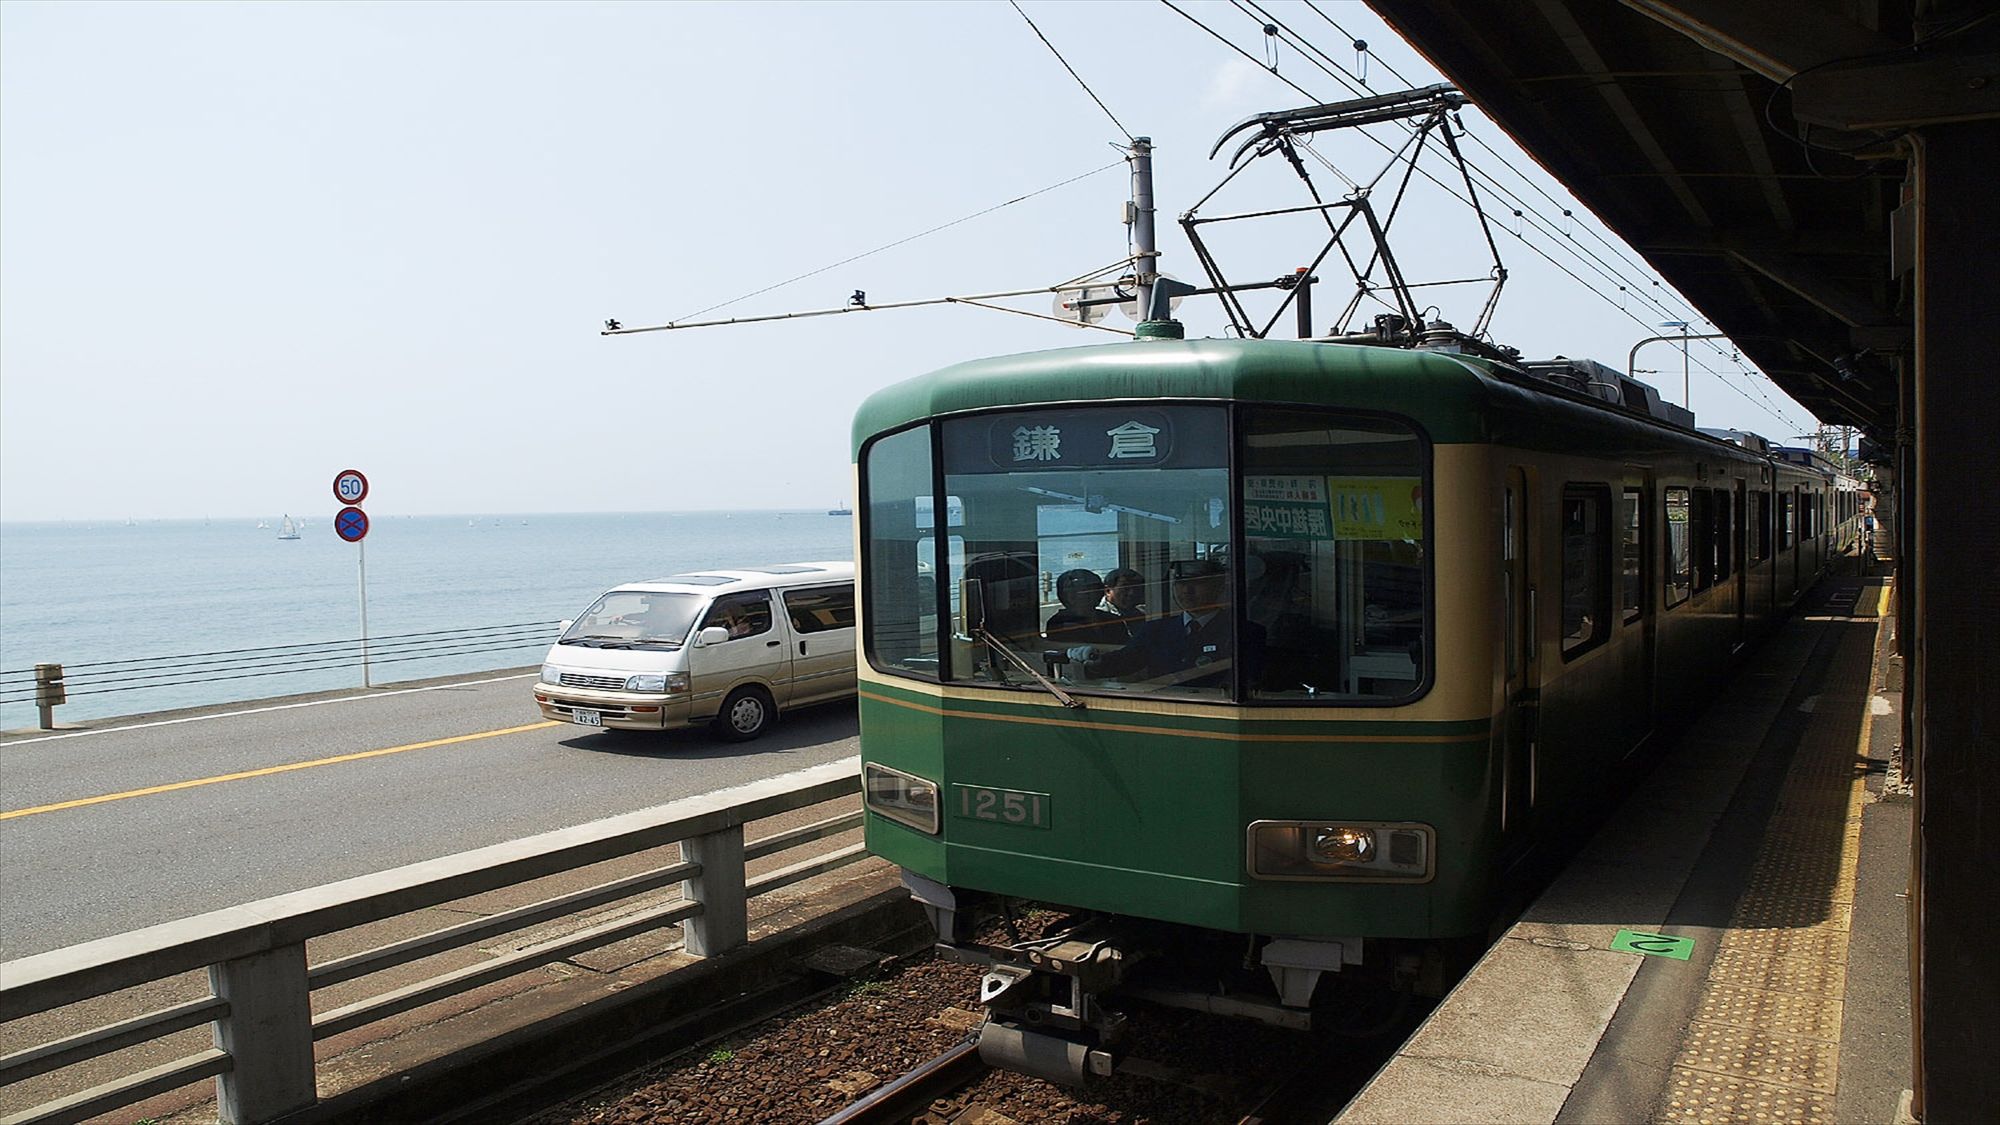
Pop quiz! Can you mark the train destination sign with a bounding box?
[1244,476,1424,542]
[944,405,1226,474]
[335,506,370,543]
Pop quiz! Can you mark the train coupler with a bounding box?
[976,1019,1120,1087]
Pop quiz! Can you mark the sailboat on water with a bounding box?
[277,514,301,540]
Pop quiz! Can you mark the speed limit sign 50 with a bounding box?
[333,469,369,505]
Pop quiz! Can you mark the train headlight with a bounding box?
[1314,826,1375,864]
[1247,820,1433,882]
[864,762,940,835]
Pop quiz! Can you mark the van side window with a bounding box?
[783,585,856,634]
[703,592,773,639]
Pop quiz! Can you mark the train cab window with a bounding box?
[1665,487,1692,608]
[868,404,1429,705]
[1241,410,1428,703]
[1620,488,1643,624]
[1561,487,1612,658]
[935,404,1237,701]
[860,425,941,679]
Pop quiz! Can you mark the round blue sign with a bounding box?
[335,506,370,542]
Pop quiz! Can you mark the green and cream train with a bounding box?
[851,332,1857,1082]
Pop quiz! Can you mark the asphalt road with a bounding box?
[0,671,860,958]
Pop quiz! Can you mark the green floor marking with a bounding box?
[1611,929,1695,960]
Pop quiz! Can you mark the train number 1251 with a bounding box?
[952,784,1051,829]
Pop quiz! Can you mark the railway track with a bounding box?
[816,1022,1394,1125]
[528,948,1422,1124]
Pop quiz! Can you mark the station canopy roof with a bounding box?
[1368,0,1999,442]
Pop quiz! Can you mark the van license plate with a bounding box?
[572,709,602,726]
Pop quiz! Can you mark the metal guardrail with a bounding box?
[0,621,563,728]
[0,758,868,1125]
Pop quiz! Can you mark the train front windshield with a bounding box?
[863,404,1430,704]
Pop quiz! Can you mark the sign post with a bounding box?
[332,471,373,687]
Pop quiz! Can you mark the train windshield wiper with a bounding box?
[974,625,1083,709]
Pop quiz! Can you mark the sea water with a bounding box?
[0,512,856,729]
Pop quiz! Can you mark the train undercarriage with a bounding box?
[902,871,1455,1086]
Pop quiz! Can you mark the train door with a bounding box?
[1500,467,1537,849]
[1734,479,1748,650]
[1800,486,1816,600]
[1620,478,1655,754]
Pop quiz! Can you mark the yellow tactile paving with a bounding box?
[1691,982,1845,1042]
[1659,1067,1836,1124]
[1677,1020,1839,1091]
[1715,925,1848,963]
[1652,583,1887,1124]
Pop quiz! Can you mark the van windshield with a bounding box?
[559,591,704,649]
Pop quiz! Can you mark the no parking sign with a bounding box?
[335,506,370,542]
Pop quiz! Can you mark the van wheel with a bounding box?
[717,687,774,742]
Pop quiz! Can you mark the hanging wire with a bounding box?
[1174,0,1811,433]
[1302,1,1669,289]
[670,159,1124,324]
[1009,0,1135,142]
[1251,1,1690,320]
[1286,1,1825,429]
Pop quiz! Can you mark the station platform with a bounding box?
[1340,562,1910,1124]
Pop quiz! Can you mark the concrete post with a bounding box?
[679,825,747,957]
[209,943,316,1123]
[33,663,64,730]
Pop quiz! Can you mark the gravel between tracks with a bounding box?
[528,952,1346,1124]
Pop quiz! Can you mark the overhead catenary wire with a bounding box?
[667,160,1125,325]
[1164,0,1809,434]
[1272,1,1810,431]
[1009,0,1135,142]
[1165,1,1675,325]
[1244,0,1711,329]
[1300,0,1666,287]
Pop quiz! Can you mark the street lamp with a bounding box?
[1626,324,1727,411]
[1661,321,1690,409]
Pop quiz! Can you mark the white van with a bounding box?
[533,562,855,740]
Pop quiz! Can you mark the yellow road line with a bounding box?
[1,721,559,821]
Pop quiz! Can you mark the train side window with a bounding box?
[1561,485,1611,659]
[1620,488,1643,624]
[1664,487,1692,608]
[1241,409,1430,704]
[1748,491,1766,563]
[1715,488,1733,581]
[860,425,941,680]
[1779,492,1794,550]
[1690,488,1713,593]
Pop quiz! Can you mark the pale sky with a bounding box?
[0,1,1817,522]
